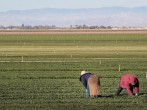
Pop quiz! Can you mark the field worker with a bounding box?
[115,74,139,96]
[79,71,101,97]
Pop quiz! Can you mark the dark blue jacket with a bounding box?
[79,73,92,89]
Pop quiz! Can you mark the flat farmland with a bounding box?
[0,30,147,110]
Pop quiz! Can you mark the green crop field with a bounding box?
[0,32,147,110]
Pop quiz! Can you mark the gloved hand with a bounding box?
[135,93,139,96]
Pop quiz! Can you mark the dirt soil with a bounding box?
[0,29,147,35]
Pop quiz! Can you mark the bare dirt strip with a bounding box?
[0,29,147,35]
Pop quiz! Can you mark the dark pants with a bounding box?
[115,85,134,96]
[115,86,123,95]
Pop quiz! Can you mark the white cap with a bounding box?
[81,71,89,76]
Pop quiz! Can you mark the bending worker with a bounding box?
[79,71,101,97]
[115,74,139,96]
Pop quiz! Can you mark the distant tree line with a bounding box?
[0,24,57,30]
[0,24,146,30]
[73,25,112,29]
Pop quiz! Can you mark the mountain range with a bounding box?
[0,7,147,27]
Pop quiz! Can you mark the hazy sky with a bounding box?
[0,0,147,12]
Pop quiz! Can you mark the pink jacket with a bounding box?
[120,74,139,96]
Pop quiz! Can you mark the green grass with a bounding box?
[0,33,147,110]
[0,61,147,110]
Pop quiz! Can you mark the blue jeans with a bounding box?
[86,84,90,97]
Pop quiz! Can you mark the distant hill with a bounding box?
[0,7,147,27]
